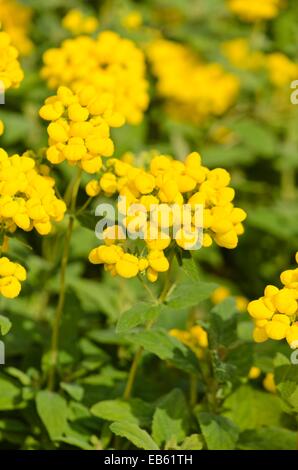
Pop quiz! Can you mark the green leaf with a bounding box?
[60,383,84,402]
[0,315,12,336]
[128,328,199,373]
[110,421,159,450]
[167,281,217,309]
[223,386,284,430]
[91,399,154,427]
[36,391,68,440]
[0,376,21,410]
[152,389,189,446]
[238,427,297,451]
[180,434,203,450]
[75,210,98,231]
[116,302,160,334]
[196,412,239,450]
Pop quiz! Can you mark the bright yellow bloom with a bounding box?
[248,252,298,349]
[170,325,208,359]
[222,38,264,70]
[147,38,239,123]
[227,0,283,22]
[62,9,99,35]
[40,86,118,174]
[0,256,26,298]
[0,0,33,55]
[248,366,261,380]
[266,53,298,87]
[88,150,245,282]
[0,121,4,136]
[263,373,276,394]
[0,148,66,235]
[41,32,149,124]
[0,32,24,89]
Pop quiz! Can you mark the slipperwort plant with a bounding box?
[0,0,298,453]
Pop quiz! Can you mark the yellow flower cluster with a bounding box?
[0,256,26,298]
[170,325,208,359]
[0,0,33,55]
[88,151,246,281]
[227,0,283,22]
[0,148,66,235]
[0,31,24,89]
[211,286,248,312]
[39,86,124,174]
[248,367,276,393]
[62,9,99,35]
[266,53,298,87]
[248,252,298,349]
[41,31,149,124]
[222,38,264,71]
[147,38,239,123]
[148,39,240,119]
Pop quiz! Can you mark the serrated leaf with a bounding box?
[110,421,159,450]
[223,386,284,430]
[128,328,199,373]
[116,302,160,334]
[152,389,189,446]
[167,281,217,308]
[60,383,84,402]
[238,427,297,450]
[180,434,203,450]
[91,399,153,427]
[196,412,239,450]
[36,391,68,440]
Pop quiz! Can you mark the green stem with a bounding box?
[123,262,174,400]
[47,169,81,390]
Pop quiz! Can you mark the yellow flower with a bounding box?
[41,32,149,125]
[263,373,276,394]
[62,9,99,35]
[248,366,261,380]
[227,0,283,22]
[0,0,33,55]
[0,32,24,89]
[0,257,26,298]
[266,53,298,87]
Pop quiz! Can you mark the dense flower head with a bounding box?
[62,9,99,35]
[227,0,283,22]
[39,86,124,174]
[0,148,66,235]
[0,0,33,55]
[266,53,298,88]
[222,38,264,71]
[170,325,208,359]
[88,151,246,282]
[147,38,239,123]
[41,31,149,124]
[0,31,24,89]
[248,252,298,349]
[0,256,26,298]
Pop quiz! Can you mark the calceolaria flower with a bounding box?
[62,9,99,35]
[248,252,298,350]
[0,256,26,298]
[39,86,123,174]
[0,31,24,89]
[0,0,33,55]
[88,151,247,282]
[227,0,283,22]
[170,325,208,359]
[41,31,149,124]
[0,148,66,235]
[147,38,239,123]
[266,53,298,88]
